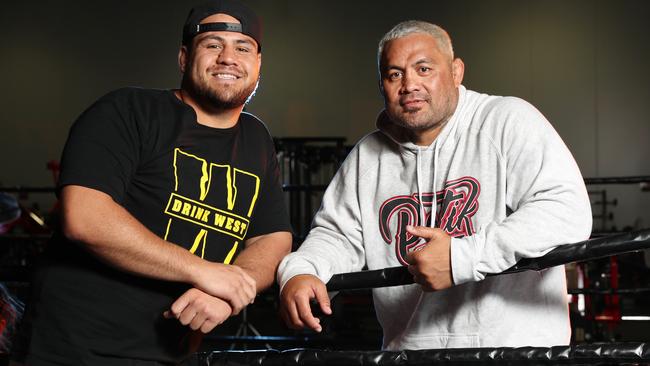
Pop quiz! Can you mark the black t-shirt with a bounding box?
[21,88,291,364]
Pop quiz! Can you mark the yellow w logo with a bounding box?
[163,148,260,262]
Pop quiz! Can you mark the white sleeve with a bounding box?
[451,98,593,285]
[277,146,366,291]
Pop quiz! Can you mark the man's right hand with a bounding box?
[279,274,331,332]
[193,262,256,315]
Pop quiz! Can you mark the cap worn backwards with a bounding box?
[182,0,262,51]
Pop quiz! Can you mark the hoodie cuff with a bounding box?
[450,235,478,285]
[276,254,325,292]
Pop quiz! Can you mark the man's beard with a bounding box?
[387,91,455,132]
[182,72,259,110]
[387,105,446,132]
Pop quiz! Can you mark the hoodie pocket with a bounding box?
[399,333,480,349]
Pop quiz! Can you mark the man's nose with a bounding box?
[217,44,237,65]
[400,72,420,94]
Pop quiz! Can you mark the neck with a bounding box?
[176,89,244,129]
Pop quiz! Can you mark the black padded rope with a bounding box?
[193,342,650,365]
[567,287,650,295]
[584,175,650,185]
[325,229,650,291]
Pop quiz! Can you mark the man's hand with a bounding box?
[192,263,256,315]
[405,225,453,291]
[164,288,233,333]
[279,274,331,332]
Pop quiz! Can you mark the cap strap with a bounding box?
[187,22,244,38]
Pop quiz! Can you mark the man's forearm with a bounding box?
[235,231,292,292]
[61,185,263,311]
[61,185,205,284]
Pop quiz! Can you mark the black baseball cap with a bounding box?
[182,0,262,50]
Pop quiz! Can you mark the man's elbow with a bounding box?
[60,209,92,243]
[580,220,593,241]
[59,186,102,244]
[567,202,593,242]
[275,232,293,257]
[577,197,593,240]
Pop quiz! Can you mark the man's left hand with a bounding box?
[164,288,233,333]
[405,225,453,291]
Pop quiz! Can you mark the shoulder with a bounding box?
[483,95,542,119]
[239,111,270,132]
[72,88,177,138]
[338,130,395,177]
[95,87,166,104]
[83,87,173,119]
[237,112,278,155]
[355,130,395,152]
[465,89,540,122]
[238,111,275,141]
[465,91,550,138]
[468,94,564,165]
[344,130,382,161]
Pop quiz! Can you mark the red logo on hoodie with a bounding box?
[379,176,480,265]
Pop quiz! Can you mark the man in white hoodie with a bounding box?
[277,20,592,350]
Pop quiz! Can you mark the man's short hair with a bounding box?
[377,20,454,68]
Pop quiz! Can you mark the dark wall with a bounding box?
[1,0,649,229]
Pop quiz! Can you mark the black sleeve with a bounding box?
[246,135,292,238]
[57,90,141,204]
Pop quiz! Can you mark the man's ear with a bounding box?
[178,45,188,74]
[452,58,465,87]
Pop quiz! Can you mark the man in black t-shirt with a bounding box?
[13,1,292,365]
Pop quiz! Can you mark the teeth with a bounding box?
[215,73,237,80]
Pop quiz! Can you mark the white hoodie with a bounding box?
[277,85,592,350]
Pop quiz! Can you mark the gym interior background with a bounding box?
[1,0,649,356]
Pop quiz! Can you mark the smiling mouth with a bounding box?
[213,73,240,80]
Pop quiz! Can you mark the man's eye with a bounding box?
[237,47,251,53]
[419,67,431,73]
[389,72,402,80]
[206,44,221,49]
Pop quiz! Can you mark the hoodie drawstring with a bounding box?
[416,147,426,226]
[417,142,441,229]
[417,143,440,229]
[431,141,439,228]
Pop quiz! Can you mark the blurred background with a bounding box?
[1,0,649,357]
[1,0,649,228]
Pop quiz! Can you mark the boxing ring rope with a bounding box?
[190,342,650,365]
[568,287,650,295]
[584,176,650,185]
[325,228,650,291]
